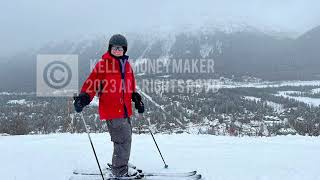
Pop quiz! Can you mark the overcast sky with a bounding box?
[0,0,319,57]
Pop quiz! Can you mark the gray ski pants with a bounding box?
[106,118,132,176]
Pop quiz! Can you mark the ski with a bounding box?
[141,171,197,177]
[73,168,197,177]
[70,174,202,180]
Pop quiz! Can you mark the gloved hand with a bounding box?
[73,93,91,113]
[135,101,144,113]
[132,92,145,113]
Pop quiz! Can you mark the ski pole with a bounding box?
[80,112,105,180]
[148,126,169,168]
[135,90,169,168]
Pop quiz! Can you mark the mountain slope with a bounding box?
[1,25,320,92]
[1,133,319,180]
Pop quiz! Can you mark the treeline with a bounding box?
[1,86,320,136]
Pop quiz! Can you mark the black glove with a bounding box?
[135,101,144,113]
[73,93,91,113]
[132,92,144,113]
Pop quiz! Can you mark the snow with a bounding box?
[276,91,320,106]
[1,133,319,180]
[181,106,196,116]
[207,80,320,90]
[244,96,261,102]
[7,99,27,105]
[133,58,149,66]
[138,88,184,126]
[89,96,99,107]
[200,43,213,58]
[311,88,320,94]
[138,88,163,110]
[0,133,10,136]
[0,92,35,96]
[266,101,285,113]
[243,96,284,113]
[157,75,171,78]
[278,128,297,135]
[136,73,146,76]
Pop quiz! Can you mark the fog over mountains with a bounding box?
[1,0,320,56]
[0,24,320,92]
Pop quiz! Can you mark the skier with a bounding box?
[73,34,145,178]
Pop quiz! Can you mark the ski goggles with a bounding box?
[111,46,124,51]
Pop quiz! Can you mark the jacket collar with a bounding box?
[102,52,129,61]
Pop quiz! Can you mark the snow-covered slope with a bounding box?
[1,133,319,180]
[276,91,320,106]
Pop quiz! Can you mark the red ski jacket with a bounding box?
[80,52,136,120]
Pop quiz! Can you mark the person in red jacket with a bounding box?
[73,34,144,178]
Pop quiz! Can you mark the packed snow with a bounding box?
[1,133,319,180]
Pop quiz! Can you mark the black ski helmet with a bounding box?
[108,34,128,54]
